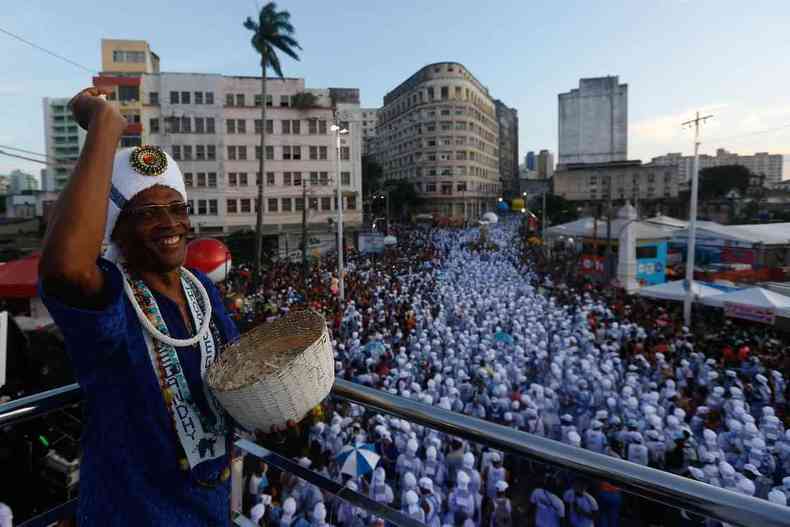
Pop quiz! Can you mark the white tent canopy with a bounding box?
[701,286,790,310]
[637,280,727,302]
[482,212,498,223]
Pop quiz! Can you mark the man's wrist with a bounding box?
[91,106,126,136]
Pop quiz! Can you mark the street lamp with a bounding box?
[330,123,349,303]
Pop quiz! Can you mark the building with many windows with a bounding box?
[140,73,363,254]
[536,149,554,180]
[41,97,86,192]
[360,108,379,157]
[651,148,784,188]
[375,62,502,219]
[554,161,680,204]
[495,100,519,199]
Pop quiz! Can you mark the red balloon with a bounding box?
[185,238,232,283]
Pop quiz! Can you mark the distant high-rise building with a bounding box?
[376,62,502,219]
[558,76,627,166]
[8,169,39,194]
[360,108,380,157]
[42,97,87,192]
[525,151,536,170]
[536,150,554,180]
[495,100,519,199]
[651,148,784,188]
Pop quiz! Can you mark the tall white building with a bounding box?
[651,148,784,188]
[360,108,379,157]
[140,73,363,254]
[558,76,628,166]
[42,97,87,192]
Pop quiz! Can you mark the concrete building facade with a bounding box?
[140,73,363,253]
[558,76,627,166]
[41,97,86,192]
[376,62,501,219]
[7,170,39,194]
[495,100,519,199]
[525,151,536,170]
[360,108,379,157]
[651,148,784,188]
[536,149,554,180]
[554,161,680,204]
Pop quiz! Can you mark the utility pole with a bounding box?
[301,178,309,297]
[682,111,714,327]
[385,189,391,234]
[605,168,613,283]
[331,117,349,303]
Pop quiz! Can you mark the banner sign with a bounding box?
[724,302,775,325]
[580,255,605,275]
[359,232,385,254]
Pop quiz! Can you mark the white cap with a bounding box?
[419,477,434,492]
[404,472,417,488]
[405,490,419,506]
[768,489,787,506]
[463,452,475,468]
[736,478,755,496]
[407,439,419,453]
[283,497,297,515]
[457,470,470,486]
[496,480,509,492]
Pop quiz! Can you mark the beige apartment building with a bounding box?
[140,73,363,256]
[651,148,784,188]
[554,161,680,203]
[376,62,502,219]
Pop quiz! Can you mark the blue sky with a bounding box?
[1,0,789,179]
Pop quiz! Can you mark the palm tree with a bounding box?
[244,2,301,286]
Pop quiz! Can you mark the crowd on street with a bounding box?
[226,218,790,527]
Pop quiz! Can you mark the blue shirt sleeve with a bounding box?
[38,258,127,383]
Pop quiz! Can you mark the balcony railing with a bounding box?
[2,380,790,527]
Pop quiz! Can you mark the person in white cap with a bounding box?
[489,480,512,527]
[446,470,477,527]
[529,476,565,527]
[396,438,424,487]
[402,489,426,523]
[277,497,299,526]
[368,467,394,506]
[39,87,242,525]
[309,502,333,527]
[483,453,507,500]
[563,479,598,527]
[419,477,442,527]
[627,433,649,466]
[422,446,448,490]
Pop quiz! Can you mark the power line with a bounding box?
[0,145,48,157]
[0,149,71,167]
[0,26,95,74]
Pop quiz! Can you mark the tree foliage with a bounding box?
[534,194,579,226]
[292,92,318,109]
[383,179,422,219]
[699,165,751,200]
[243,2,301,76]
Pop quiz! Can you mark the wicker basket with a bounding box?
[207,309,335,432]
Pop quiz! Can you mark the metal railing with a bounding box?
[3,380,790,527]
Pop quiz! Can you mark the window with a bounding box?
[426,182,436,192]
[182,145,192,160]
[240,199,251,213]
[237,146,247,160]
[280,95,290,107]
[207,145,216,160]
[227,146,236,160]
[268,198,278,212]
[254,94,262,107]
[254,119,262,134]
[207,199,217,215]
[197,173,206,187]
[319,120,327,134]
[170,91,179,104]
[265,146,274,160]
[283,172,292,186]
[293,172,302,186]
[308,120,318,134]
[295,198,304,211]
[181,116,191,133]
[341,171,350,186]
[309,197,319,210]
[319,146,328,160]
[310,172,319,185]
[235,119,245,134]
[227,199,237,213]
[282,120,291,134]
[236,94,245,107]
[239,173,248,186]
[347,195,357,210]
[196,145,205,160]
[340,147,350,160]
[266,120,274,134]
[172,145,181,160]
[181,92,190,105]
[283,146,292,160]
[206,118,215,134]
[228,172,237,187]
[292,120,300,134]
[149,118,160,133]
[282,198,292,212]
[208,173,217,187]
[319,172,329,186]
[266,95,273,107]
[292,145,301,160]
[321,197,331,211]
[226,119,236,134]
[205,92,214,105]
[194,92,203,105]
[198,199,207,215]
[184,173,194,187]
[149,92,159,105]
[187,199,194,214]
[225,94,234,106]
[309,146,318,160]
[266,172,275,185]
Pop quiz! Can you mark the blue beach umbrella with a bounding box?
[336,443,381,477]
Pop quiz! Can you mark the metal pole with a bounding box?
[606,171,613,282]
[385,189,390,234]
[302,179,308,296]
[335,128,346,303]
[541,191,547,240]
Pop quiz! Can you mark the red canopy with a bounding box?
[0,252,40,298]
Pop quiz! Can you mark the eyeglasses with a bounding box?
[124,202,191,224]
